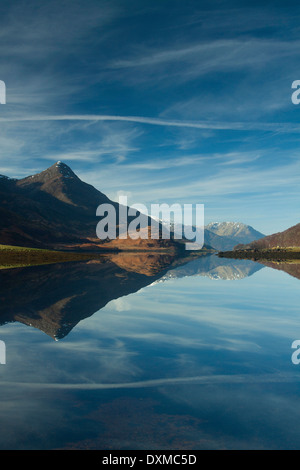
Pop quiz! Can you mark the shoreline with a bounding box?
[218,248,300,261]
[0,244,213,269]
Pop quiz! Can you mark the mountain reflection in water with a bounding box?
[1,252,300,450]
[0,253,267,340]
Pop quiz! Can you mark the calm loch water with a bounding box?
[0,253,300,450]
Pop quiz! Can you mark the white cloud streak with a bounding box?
[0,114,300,133]
[2,372,300,390]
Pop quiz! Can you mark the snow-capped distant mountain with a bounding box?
[156,220,264,251]
[205,222,264,249]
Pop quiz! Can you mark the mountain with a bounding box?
[167,221,264,251]
[17,161,112,212]
[0,162,189,252]
[205,222,264,250]
[0,161,112,248]
[0,162,264,253]
[203,228,238,251]
[234,222,300,250]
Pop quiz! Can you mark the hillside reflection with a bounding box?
[0,253,269,340]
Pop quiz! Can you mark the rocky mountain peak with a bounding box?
[52,161,77,178]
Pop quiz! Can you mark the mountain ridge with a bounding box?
[205,221,264,249]
[0,161,265,253]
[164,220,264,251]
[0,162,194,252]
[234,222,300,250]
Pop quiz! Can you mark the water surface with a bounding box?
[0,253,299,449]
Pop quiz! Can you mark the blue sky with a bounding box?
[0,0,300,234]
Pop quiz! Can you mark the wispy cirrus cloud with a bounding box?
[110,39,300,73]
[1,114,300,133]
[0,0,299,234]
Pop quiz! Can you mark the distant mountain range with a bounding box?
[205,221,264,250]
[0,161,265,252]
[166,220,264,251]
